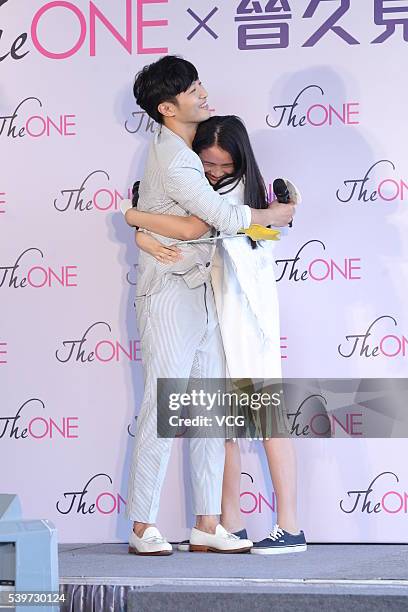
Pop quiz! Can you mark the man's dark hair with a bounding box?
[133,55,199,124]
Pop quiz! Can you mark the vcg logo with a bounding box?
[56,473,126,515]
[240,472,275,515]
[54,170,132,213]
[55,321,141,364]
[338,316,407,359]
[340,472,408,515]
[266,85,360,129]
[0,248,78,289]
[0,97,76,140]
[275,240,362,282]
[336,160,408,204]
[0,0,168,63]
[0,398,79,440]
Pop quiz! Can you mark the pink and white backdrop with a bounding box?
[1,0,407,543]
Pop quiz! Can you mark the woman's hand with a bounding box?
[135,231,183,264]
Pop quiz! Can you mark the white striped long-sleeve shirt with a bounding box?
[135,124,252,297]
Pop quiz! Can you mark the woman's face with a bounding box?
[199,145,235,185]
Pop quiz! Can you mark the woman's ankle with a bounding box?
[277,520,299,535]
[220,514,244,533]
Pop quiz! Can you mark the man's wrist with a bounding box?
[251,207,272,227]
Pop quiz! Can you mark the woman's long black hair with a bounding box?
[193,115,269,248]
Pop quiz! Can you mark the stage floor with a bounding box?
[60,543,408,583]
[59,543,408,611]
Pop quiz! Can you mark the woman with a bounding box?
[124,116,306,554]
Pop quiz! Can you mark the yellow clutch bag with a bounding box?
[237,224,281,241]
[173,224,280,245]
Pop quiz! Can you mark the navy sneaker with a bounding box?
[250,524,307,555]
[233,529,248,540]
[178,528,248,552]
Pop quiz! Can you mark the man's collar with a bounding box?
[159,123,198,148]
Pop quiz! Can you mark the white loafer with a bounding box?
[128,526,173,556]
[189,524,252,553]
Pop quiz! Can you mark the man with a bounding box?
[126,55,295,555]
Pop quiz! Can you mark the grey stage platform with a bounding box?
[59,544,408,611]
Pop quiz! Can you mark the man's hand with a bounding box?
[267,200,296,227]
[251,200,295,227]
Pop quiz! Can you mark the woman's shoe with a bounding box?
[190,524,252,553]
[177,528,248,552]
[250,524,307,555]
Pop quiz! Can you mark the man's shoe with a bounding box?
[177,528,248,552]
[189,524,252,553]
[251,524,307,555]
[128,527,173,556]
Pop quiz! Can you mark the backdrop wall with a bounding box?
[1,0,407,543]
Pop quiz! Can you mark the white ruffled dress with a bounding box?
[210,180,282,381]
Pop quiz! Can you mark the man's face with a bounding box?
[172,80,210,124]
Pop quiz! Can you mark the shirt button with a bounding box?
[205,262,210,267]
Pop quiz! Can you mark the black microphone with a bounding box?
[273,178,293,228]
[132,181,140,207]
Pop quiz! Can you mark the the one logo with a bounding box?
[0,248,78,289]
[275,240,362,282]
[338,316,407,359]
[340,472,407,514]
[53,170,132,213]
[56,473,126,515]
[0,398,79,440]
[127,416,138,438]
[288,394,363,438]
[336,160,407,204]
[125,110,156,134]
[240,472,275,514]
[266,85,360,129]
[0,191,6,214]
[55,321,141,364]
[0,1,169,64]
[0,341,7,365]
[0,97,76,139]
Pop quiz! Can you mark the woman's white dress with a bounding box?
[210,181,282,380]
